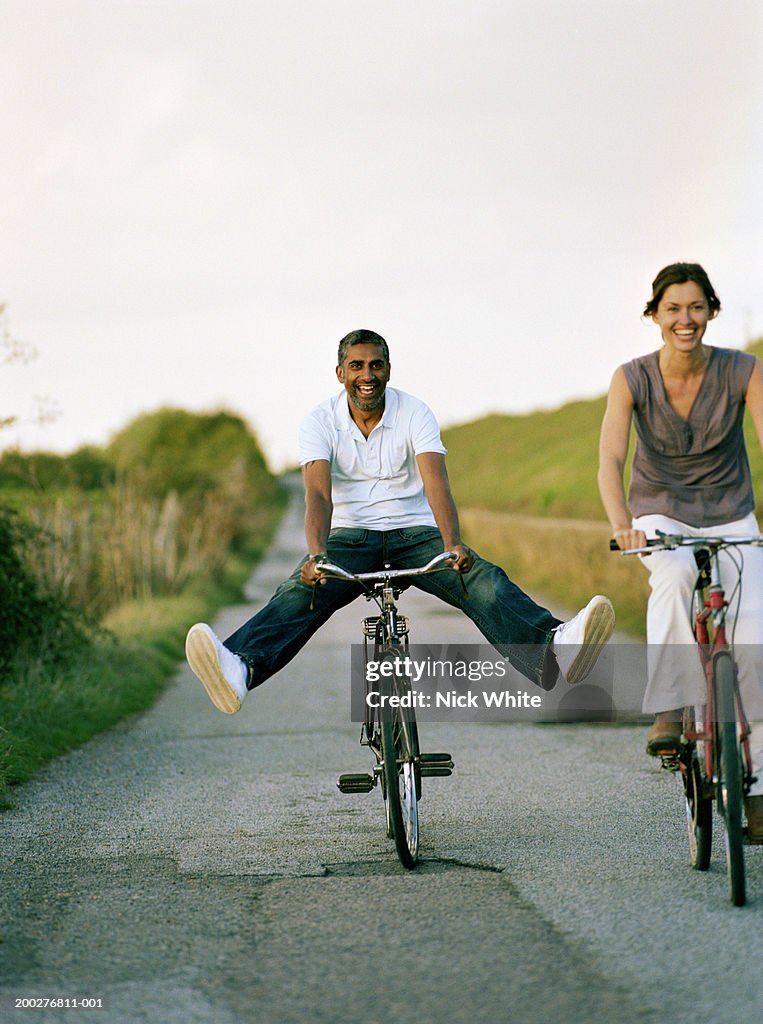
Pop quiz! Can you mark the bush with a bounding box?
[0,446,116,492]
[0,506,92,683]
[66,445,117,490]
[0,407,286,618]
[106,407,274,499]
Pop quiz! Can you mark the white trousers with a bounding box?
[634,512,763,796]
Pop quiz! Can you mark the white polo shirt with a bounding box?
[298,387,447,530]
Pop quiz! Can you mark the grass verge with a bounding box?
[460,509,649,637]
[0,509,284,810]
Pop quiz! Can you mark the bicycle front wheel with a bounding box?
[714,653,746,906]
[380,686,419,869]
[683,745,712,871]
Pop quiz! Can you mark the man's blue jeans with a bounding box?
[225,526,563,691]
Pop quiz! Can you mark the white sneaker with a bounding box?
[553,596,615,684]
[185,623,248,714]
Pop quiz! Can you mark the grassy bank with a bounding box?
[0,507,283,809]
[460,509,649,637]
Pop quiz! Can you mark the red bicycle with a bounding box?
[612,531,762,906]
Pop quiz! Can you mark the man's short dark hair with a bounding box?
[337,329,390,367]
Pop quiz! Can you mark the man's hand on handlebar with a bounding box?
[300,554,328,587]
[446,543,475,573]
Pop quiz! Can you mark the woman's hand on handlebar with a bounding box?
[610,527,648,552]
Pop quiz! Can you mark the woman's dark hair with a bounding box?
[643,263,721,319]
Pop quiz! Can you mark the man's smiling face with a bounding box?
[337,342,391,413]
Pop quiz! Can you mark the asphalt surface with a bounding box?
[2,483,763,1024]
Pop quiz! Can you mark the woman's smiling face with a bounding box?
[652,280,711,354]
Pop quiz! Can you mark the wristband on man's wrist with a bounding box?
[308,552,328,563]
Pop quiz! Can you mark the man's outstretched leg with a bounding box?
[399,528,615,688]
[185,529,381,713]
[185,623,249,714]
[552,595,616,684]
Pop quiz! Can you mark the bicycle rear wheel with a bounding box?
[714,653,746,906]
[380,674,420,869]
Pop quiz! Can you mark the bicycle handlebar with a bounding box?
[315,550,459,584]
[610,532,763,555]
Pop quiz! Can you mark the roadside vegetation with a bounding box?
[0,408,286,807]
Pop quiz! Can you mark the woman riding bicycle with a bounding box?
[598,262,763,841]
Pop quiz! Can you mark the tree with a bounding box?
[106,407,274,499]
[0,303,58,434]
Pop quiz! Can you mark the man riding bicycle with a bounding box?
[186,329,615,712]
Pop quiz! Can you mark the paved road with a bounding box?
[2,483,762,1024]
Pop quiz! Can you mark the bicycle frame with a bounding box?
[318,550,456,737]
[316,551,457,868]
[612,530,763,903]
[684,543,754,795]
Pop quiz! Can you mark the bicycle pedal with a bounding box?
[419,752,455,777]
[660,753,681,772]
[337,773,375,793]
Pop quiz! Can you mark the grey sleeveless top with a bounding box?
[621,347,756,527]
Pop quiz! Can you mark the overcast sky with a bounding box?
[2,0,762,469]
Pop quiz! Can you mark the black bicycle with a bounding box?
[316,552,457,868]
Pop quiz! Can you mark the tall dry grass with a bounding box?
[23,480,268,617]
[460,509,649,637]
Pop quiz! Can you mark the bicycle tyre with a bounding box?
[380,677,419,869]
[380,715,421,838]
[683,745,712,871]
[714,653,746,906]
